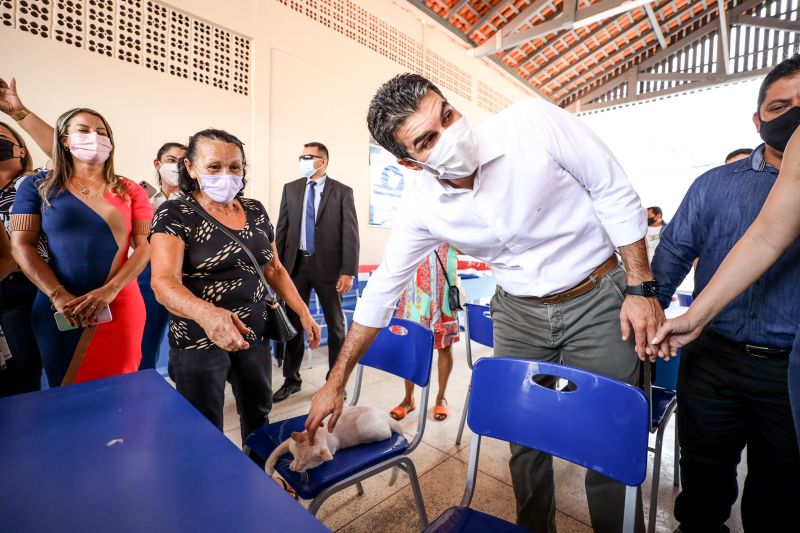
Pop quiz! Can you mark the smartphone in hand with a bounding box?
[54,305,113,331]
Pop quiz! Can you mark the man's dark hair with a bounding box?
[725,148,753,163]
[367,73,445,159]
[758,55,800,111]
[647,206,663,217]
[304,141,329,161]
[178,128,247,194]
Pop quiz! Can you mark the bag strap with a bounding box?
[180,198,276,303]
[434,249,454,289]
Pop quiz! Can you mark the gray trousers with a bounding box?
[491,263,645,533]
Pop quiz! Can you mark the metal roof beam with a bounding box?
[734,13,800,32]
[644,3,667,49]
[447,0,472,19]
[502,0,554,36]
[470,0,654,57]
[573,0,766,109]
[717,0,731,75]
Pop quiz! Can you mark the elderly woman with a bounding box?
[0,120,43,396]
[150,128,320,441]
[4,101,152,390]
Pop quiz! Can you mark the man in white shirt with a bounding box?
[646,206,667,263]
[305,74,663,532]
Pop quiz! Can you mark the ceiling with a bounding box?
[407,0,800,111]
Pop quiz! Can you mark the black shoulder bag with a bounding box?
[180,198,298,342]
[434,250,465,311]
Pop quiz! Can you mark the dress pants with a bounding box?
[491,264,645,533]
[0,276,42,396]
[282,253,345,385]
[674,330,800,533]
[168,341,272,443]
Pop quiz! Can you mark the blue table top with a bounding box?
[0,370,329,533]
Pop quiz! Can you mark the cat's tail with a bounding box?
[265,438,291,476]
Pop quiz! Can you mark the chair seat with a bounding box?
[424,507,529,532]
[651,386,677,428]
[245,415,408,500]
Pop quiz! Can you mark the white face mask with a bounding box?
[300,158,318,179]
[410,117,479,180]
[158,162,180,186]
[199,173,243,203]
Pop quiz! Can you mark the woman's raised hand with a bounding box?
[0,77,25,117]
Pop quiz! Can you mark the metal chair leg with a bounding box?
[356,481,364,496]
[306,348,313,369]
[400,458,428,528]
[455,387,470,445]
[648,425,667,533]
[673,417,680,487]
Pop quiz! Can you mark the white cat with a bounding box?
[266,405,405,475]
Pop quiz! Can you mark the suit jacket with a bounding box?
[275,176,360,283]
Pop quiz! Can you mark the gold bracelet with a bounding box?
[49,284,63,302]
[11,107,30,121]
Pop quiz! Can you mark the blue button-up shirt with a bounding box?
[652,144,800,348]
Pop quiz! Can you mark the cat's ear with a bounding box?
[291,431,303,443]
[320,447,334,461]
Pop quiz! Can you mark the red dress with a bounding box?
[394,243,460,350]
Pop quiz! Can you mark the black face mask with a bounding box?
[0,138,17,162]
[647,217,656,226]
[759,106,800,153]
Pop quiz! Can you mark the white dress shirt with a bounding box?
[149,189,181,210]
[299,174,327,252]
[353,98,646,329]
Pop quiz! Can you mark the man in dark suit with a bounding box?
[273,142,360,402]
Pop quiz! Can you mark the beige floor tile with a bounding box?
[315,440,451,530]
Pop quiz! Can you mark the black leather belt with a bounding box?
[705,329,791,360]
[298,251,314,257]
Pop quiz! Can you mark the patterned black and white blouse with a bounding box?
[150,194,275,350]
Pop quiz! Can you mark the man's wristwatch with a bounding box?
[625,280,660,297]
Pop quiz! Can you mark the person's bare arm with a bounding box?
[618,238,667,360]
[0,77,55,157]
[304,322,380,441]
[653,135,800,354]
[150,233,251,351]
[263,241,321,349]
[68,234,150,322]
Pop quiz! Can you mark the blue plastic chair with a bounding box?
[426,358,649,533]
[455,303,494,445]
[245,318,435,527]
[644,353,681,533]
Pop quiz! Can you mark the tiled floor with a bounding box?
[221,341,746,533]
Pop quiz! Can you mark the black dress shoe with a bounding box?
[273,382,301,402]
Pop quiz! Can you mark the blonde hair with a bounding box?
[0,120,33,174]
[37,108,127,207]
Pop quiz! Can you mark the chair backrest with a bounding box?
[465,304,493,348]
[468,358,649,487]
[358,318,434,387]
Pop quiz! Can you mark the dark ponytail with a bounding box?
[178,128,248,195]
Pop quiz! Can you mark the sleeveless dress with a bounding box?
[394,243,460,350]
[10,173,153,386]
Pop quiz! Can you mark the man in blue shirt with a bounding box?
[652,56,800,532]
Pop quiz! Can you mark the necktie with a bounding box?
[304,181,316,255]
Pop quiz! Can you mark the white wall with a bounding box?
[1,0,531,264]
[579,78,766,221]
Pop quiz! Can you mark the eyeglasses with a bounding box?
[298,154,323,161]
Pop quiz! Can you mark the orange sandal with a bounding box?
[433,399,449,421]
[390,401,416,421]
